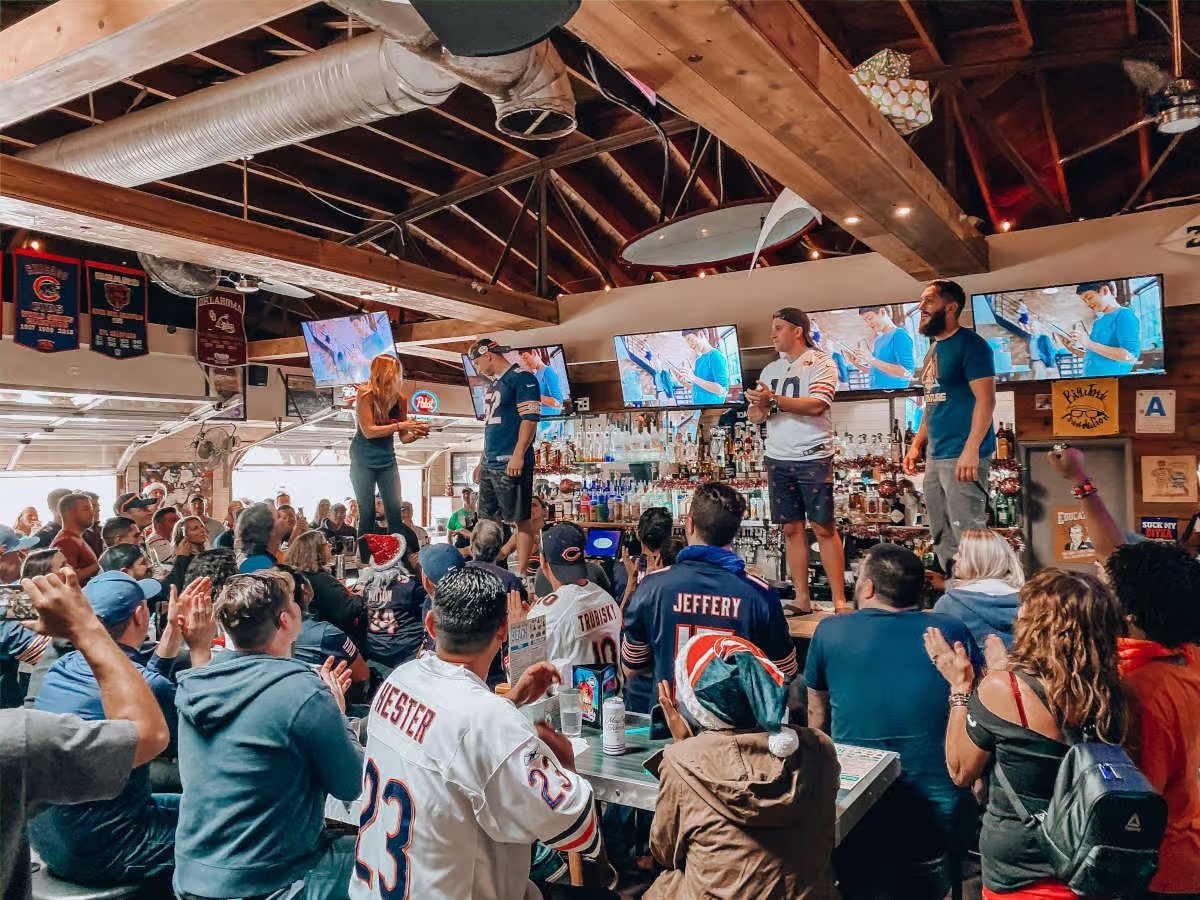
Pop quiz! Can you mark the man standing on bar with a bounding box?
[746,308,848,614]
[904,280,997,574]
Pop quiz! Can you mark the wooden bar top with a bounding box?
[787,609,834,639]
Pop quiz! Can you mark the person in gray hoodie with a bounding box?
[933,528,1025,649]
[173,571,363,900]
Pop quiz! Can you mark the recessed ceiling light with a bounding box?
[28,239,42,251]
[844,215,861,226]
[603,285,612,292]
[698,271,707,279]
[999,220,1012,232]
[809,250,821,260]
[894,206,912,218]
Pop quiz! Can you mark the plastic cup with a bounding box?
[558,688,582,737]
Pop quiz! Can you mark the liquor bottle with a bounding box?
[889,420,902,464]
[889,493,906,524]
[904,421,915,447]
[996,423,1010,461]
[578,487,590,523]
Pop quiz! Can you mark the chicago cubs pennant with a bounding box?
[12,249,81,352]
[86,262,149,359]
[195,290,248,367]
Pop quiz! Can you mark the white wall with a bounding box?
[493,205,1200,361]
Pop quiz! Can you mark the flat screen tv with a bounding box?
[806,303,929,392]
[971,275,1165,383]
[614,324,744,409]
[301,312,396,388]
[461,343,573,420]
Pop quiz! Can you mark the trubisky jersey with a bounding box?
[621,557,798,691]
[351,655,601,900]
[482,365,540,469]
[529,581,622,683]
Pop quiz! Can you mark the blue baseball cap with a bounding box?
[542,522,588,583]
[83,570,162,625]
[0,525,38,555]
[418,543,465,585]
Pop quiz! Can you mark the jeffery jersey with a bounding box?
[351,655,600,900]
[528,581,622,683]
[482,365,541,468]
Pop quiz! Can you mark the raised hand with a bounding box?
[506,589,528,625]
[319,656,350,715]
[983,634,1010,673]
[509,660,561,707]
[657,680,692,742]
[22,568,99,643]
[178,577,217,665]
[923,627,975,695]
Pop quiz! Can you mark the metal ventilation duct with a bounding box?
[20,24,576,187]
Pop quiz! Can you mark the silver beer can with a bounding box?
[602,696,626,755]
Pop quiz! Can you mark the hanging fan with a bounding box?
[138,252,221,298]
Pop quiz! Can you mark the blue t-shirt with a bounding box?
[870,327,916,389]
[239,553,276,574]
[920,329,996,460]
[691,348,730,405]
[804,608,982,824]
[621,547,797,711]
[360,329,390,362]
[295,617,359,669]
[535,365,565,417]
[482,365,540,469]
[1084,306,1140,377]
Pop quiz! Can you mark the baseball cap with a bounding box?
[83,570,162,626]
[418,543,465,584]
[114,492,156,516]
[467,338,511,360]
[542,523,588,583]
[773,307,811,329]
[0,525,38,554]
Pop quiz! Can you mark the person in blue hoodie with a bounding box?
[173,571,363,900]
[933,528,1025,649]
[30,569,215,887]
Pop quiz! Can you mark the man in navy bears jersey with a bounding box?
[745,308,849,614]
[621,481,798,712]
[468,338,541,578]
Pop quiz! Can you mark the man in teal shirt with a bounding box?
[519,349,565,417]
[855,306,915,389]
[680,328,730,405]
[1068,281,1140,377]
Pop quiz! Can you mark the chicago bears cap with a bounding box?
[467,338,512,360]
[542,522,588,583]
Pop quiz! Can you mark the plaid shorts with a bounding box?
[766,456,835,526]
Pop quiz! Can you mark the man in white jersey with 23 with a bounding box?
[351,566,602,900]
[526,523,622,683]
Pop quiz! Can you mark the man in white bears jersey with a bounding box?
[528,523,622,683]
[352,566,603,900]
[745,308,849,614]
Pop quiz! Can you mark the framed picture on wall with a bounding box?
[284,373,334,421]
[205,365,247,422]
[450,452,478,488]
[138,462,214,509]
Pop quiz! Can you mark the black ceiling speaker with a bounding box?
[408,0,580,56]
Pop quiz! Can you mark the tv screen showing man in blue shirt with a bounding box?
[1068,281,1141,377]
[518,347,566,417]
[852,306,916,389]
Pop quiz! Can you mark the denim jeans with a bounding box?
[923,457,991,572]
[348,460,404,560]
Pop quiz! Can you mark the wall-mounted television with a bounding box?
[971,274,1165,383]
[807,303,929,392]
[614,324,744,409]
[301,312,396,388]
[462,343,573,420]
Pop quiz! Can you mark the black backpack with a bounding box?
[992,677,1167,897]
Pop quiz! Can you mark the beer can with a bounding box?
[602,696,626,755]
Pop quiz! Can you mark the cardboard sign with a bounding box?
[1054,506,1097,563]
[12,249,80,352]
[87,262,148,359]
[1140,517,1179,542]
[195,290,247,367]
[1135,389,1175,434]
[1051,378,1119,437]
[1141,455,1198,504]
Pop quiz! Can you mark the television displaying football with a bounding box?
[970,275,1165,383]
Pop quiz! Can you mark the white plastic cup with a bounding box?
[558,688,582,737]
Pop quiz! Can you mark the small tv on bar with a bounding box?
[807,303,929,392]
[461,343,574,420]
[301,312,396,388]
[970,274,1165,383]
[613,324,744,409]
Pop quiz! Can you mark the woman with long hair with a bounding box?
[311,498,331,530]
[13,506,40,536]
[934,529,1025,649]
[283,529,364,644]
[349,355,429,555]
[925,569,1127,900]
[167,515,210,594]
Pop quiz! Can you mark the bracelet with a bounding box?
[1072,478,1097,499]
[949,692,971,708]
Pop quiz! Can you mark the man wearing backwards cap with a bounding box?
[645,633,839,900]
[745,308,848,614]
[29,570,216,888]
[115,491,157,531]
[525,523,621,685]
[468,337,542,577]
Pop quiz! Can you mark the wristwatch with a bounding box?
[768,397,779,417]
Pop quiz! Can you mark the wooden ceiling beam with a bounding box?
[1011,0,1035,51]
[0,0,313,128]
[567,1,988,278]
[951,96,1000,230]
[0,156,557,327]
[787,0,855,71]
[1035,71,1072,217]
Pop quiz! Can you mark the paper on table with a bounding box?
[508,616,547,685]
[570,736,589,756]
[836,744,887,789]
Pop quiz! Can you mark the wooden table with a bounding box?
[787,609,834,639]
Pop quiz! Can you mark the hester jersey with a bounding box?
[351,655,601,900]
[482,365,541,469]
[621,556,798,692]
[528,581,622,683]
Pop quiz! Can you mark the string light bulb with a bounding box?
[698,270,707,279]
[28,239,42,251]
[999,220,1012,232]
[809,249,821,260]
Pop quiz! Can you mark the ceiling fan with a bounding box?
[1059,0,1198,166]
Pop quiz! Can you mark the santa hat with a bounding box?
[142,481,168,497]
[674,633,799,758]
[360,533,408,595]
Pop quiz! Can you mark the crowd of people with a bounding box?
[0,317,1197,900]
